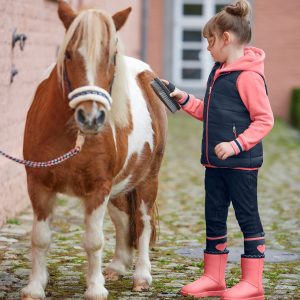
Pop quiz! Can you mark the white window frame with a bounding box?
[172,0,231,90]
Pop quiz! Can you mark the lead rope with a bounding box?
[0,131,85,168]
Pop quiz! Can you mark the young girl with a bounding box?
[164,1,273,299]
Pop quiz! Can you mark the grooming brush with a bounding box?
[150,77,181,113]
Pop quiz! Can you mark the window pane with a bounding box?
[183,4,203,16]
[183,30,202,42]
[182,49,201,61]
[216,4,226,13]
[182,68,202,79]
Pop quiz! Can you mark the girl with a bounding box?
[164,1,274,299]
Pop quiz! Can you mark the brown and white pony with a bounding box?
[21,1,167,299]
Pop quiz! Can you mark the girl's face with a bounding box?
[206,33,228,63]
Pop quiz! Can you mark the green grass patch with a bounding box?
[7,218,20,225]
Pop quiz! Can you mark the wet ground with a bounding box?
[0,114,299,299]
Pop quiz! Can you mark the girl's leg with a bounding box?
[222,169,265,300]
[181,168,230,298]
[226,169,265,256]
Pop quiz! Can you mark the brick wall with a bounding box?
[253,0,300,120]
[0,0,141,227]
[147,0,164,76]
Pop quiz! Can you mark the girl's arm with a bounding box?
[231,71,274,154]
[177,93,204,121]
[162,79,204,121]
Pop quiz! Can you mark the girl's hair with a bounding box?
[203,0,251,45]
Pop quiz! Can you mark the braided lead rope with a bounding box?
[0,132,85,168]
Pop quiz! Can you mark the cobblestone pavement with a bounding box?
[0,115,299,300]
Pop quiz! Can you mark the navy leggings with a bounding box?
[205,167,264,238]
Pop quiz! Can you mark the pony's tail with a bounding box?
[128,189,158,249]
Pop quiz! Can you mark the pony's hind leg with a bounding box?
[105,196,133,281]
[83,194,110,300]
[21,181,55,300]
[132,178,158,292]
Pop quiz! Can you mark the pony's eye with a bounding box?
[65,51,71,60]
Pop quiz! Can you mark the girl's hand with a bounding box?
[215,142,235,160]
[161,79,186,102]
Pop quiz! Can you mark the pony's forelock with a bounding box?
[57,9,117,83]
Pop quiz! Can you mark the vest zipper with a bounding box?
[205,83,214,165]
[233,123,237,138]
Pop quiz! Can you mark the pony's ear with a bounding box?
[112,7,132,31]
[58,0,76,30]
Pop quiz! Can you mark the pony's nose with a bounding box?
[76,108,106,130]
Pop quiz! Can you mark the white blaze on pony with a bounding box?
[21,1,167,300]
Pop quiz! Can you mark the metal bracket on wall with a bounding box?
[12,28,27,51]
[10,65,18,84]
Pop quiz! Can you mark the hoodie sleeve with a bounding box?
[231,71,274,154]
[177,93,204,121]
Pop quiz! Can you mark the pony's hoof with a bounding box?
[21,283,45,300]
[132,279,150,292]
[84,285,108,300]
[105,269,122,281]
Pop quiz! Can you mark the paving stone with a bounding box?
[0,117,299,299]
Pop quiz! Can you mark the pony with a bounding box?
[21,1,167,299]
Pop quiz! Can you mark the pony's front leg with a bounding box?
[21,183,55,300]
[132,199,153,292]
[132,178,159,292]
[84,194,110,300]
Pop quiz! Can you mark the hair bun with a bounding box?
[225,0,250,17]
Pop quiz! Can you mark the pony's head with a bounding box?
[57,1,131,134]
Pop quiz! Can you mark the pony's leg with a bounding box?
[84,194,109,300]
[21,182,55,300]
[132,178,158,292]
[105,196,133,281]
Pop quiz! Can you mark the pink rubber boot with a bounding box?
[181,253,228,298]
[221,257,264,300]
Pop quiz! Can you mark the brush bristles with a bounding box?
[150,78,181,113]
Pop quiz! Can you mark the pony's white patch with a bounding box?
[117,57,154,174]
[111,176,131,198]
[133,200,152,283]
[21,215,51,298]
[83,195,109,298]
[79,45,95,85]
[107,202,132,274]
[109,121,117,152]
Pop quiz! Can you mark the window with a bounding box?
[215,4,226,13]
[182,49,201,61]
[183,4,203,16]
[183,30,202,42]
[171,0,231,90]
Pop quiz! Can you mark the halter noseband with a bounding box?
[68,86,112,111]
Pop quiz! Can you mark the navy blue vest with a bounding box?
[200,63,264,168]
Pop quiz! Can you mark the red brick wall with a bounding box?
[253,0,300,120]
[0,0,141,227]
[147,0,164,76]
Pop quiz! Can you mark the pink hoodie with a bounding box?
[179,47,274,155]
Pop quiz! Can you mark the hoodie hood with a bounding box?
[217,47,265,77]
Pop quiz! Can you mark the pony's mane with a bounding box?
[57,9,130,128]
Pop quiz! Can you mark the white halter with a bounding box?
[68,85,112,111]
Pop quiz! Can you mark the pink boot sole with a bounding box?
[222,296,264,300]
[182,289,225,298]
